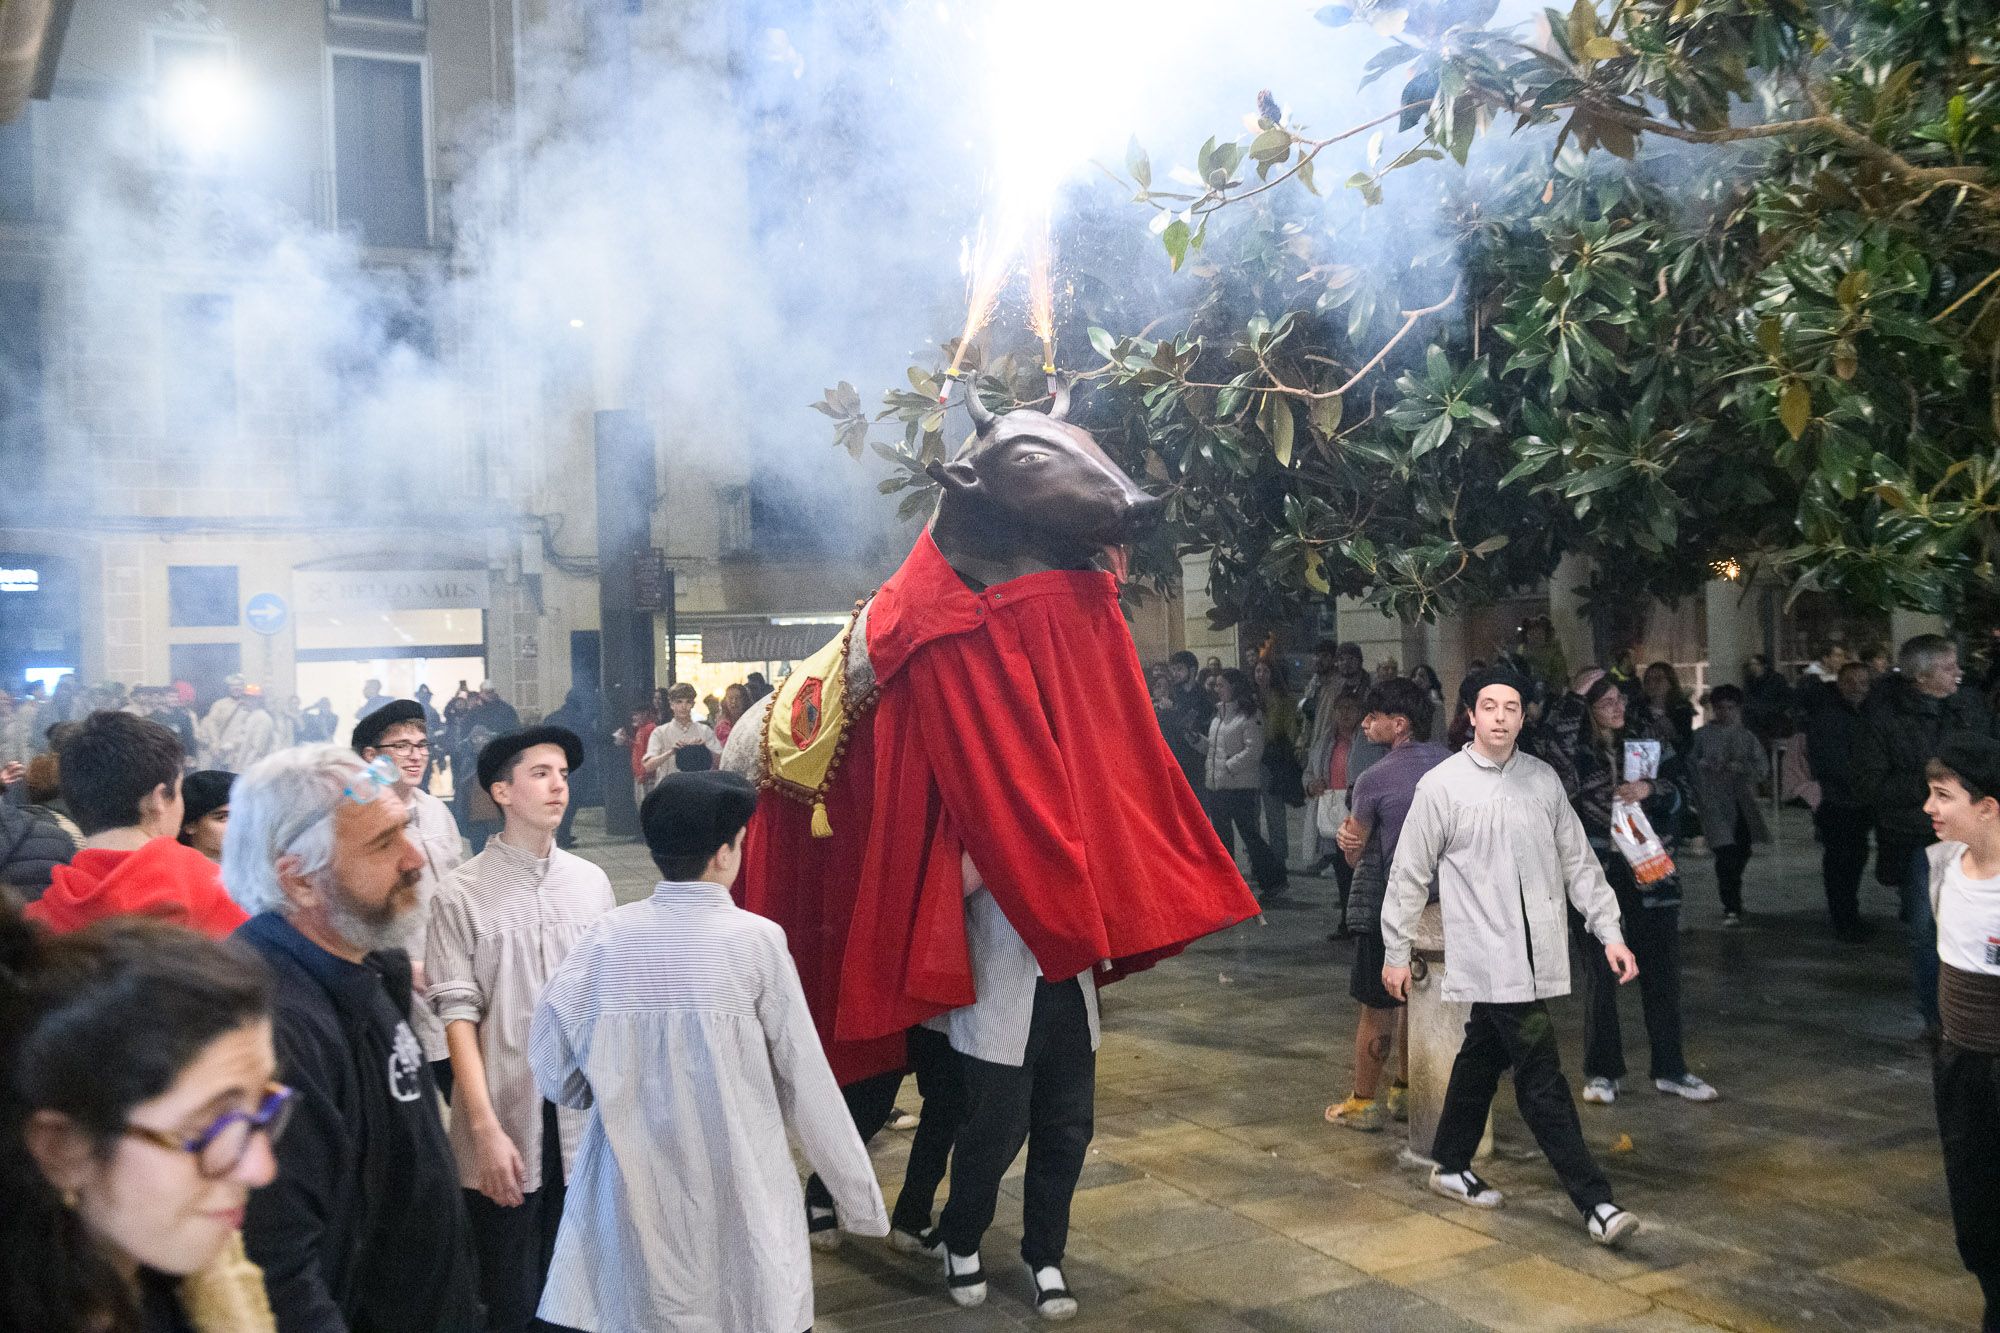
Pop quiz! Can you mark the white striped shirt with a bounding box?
[530,880,887,1333]
[427,837,614,1193]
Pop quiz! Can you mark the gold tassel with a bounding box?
[811,799,833,839]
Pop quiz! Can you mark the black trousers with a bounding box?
[1714,812,1753,914]
[1577,880,1687,1082]
[937,980,1096,1269]
[892,1025,971,1234]
[1205,788,1286,892]
[803,1068,903,1215]
[1936,1042,2000,1330]
[1433,1001,1613,1217]
[463,1102,565,1333]
[1815,803,1872,929]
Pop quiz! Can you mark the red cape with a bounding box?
[738,534,1258,1083]
[26,837,248,938]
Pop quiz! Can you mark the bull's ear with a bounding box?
[925,458,983,499]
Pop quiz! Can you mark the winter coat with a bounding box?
[1852,677,1993,848]
[1157,683,1213,789]
[0,803,75,901]
[1688,722,1769,849]
[1805,696,1869,809]
[1198,708,1266,792]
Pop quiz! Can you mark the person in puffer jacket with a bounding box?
[0,800,76,902]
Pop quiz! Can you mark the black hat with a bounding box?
[476,726,586,793]
[181,770,235,827]
[1934,732,2000,801]
[1462,665,1532,709]
[640,770,758,865]
[352,700,427,753]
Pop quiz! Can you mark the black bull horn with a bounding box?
[962,375,1071,434]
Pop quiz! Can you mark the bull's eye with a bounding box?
[1013,449,1051,465]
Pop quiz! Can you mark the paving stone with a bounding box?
[566,804,1979,1330]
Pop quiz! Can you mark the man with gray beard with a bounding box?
[224,744,483,1333]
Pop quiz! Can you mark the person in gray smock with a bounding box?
[1381,668,1644,1248]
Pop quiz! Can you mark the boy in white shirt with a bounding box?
[1922,732,2000,1329]
[529,769,885,1333]
[642,682,721,778]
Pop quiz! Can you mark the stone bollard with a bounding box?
[1402,902,1492,1167]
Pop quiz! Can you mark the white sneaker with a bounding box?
[1028,1264,1078,1321]
[945,1250,987,1307]
[1582,1076,1619,1105]
[1655,1073,1719,1102]
[887,1105,920,1131]
[1588,1202,1639,1247]
[1428,1167,1504,1209]
[888,1226,942,1256]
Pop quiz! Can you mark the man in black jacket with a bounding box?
[1806,661,1878,942]
[222,743,483,1333]
[1156,650,1214,797]
[1853,635,1993,1031]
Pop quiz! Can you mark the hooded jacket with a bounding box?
[23,836,248,936]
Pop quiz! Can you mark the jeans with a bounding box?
[1815,803,1872,929]
[1714,812,1753,914]
[462,1103,565,1333]
[1578,887,1687,1082]
[1904,844,1941,1028]
[1205,788,1287,893]
[938,980,1096,1268]
[1259,790,1291,870]
[891,1026,970,1235]
[1433,1001,1613,1216]
[1934,1042,2000,1330]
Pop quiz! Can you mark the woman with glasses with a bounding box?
[0,904,286,1332]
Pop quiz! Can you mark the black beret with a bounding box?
[1934,732,2000,800]
[641,770,758,865]
[1462,666,1533,709]
[477,726,586,793]
[181,770,235,826]
[352,700,427,753]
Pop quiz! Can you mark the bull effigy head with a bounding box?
[925,378,1164,584]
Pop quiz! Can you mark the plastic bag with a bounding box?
[1315,788,1349,837]
[1609,799,1677,884]
[1623,740,1661,783]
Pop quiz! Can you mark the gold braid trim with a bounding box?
[757,595,881,837]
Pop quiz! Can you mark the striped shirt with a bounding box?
[426,838,614,1193]
[530,880,887,1333]
[399,786,467,1062]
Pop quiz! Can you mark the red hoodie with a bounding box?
[25,837,248,938]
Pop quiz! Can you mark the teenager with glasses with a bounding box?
[353,700,468,1094]
[0,905,284,1332]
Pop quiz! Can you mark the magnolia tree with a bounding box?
[818,0,2000,632]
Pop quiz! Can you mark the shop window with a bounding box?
[161,293,238,437]
[169,565,240,628]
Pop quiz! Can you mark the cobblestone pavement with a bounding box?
[570,806,1980,1331]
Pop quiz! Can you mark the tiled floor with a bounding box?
[570,808,1982,1330]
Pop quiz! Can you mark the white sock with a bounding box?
[1032,1265,1065,1293]
[946,1250,981,1277]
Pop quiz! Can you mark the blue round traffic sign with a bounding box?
[245,593,288,635]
